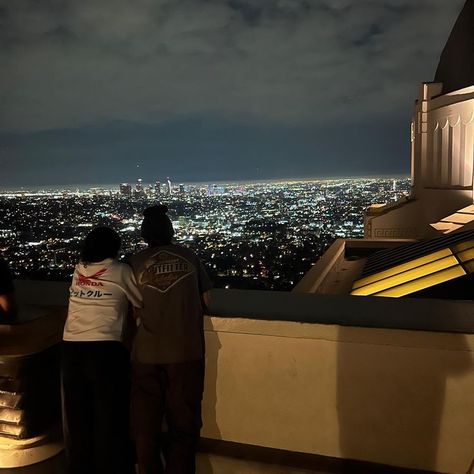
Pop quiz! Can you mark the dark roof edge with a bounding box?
[434,0,474,94]
[208,289,474,334]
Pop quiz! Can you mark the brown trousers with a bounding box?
[131,359,205,474]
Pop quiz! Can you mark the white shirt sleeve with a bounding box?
[121,264,143,308]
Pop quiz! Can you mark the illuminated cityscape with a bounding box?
[1,0,473,471]
[0,177,410,290]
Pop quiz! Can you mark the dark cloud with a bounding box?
[0,116,409,187]
[0,0,465,132]
[228,0,264,26]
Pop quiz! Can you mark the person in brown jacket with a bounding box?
[129,205,212,474]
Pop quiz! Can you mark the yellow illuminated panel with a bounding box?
[351,255,459,296]
[373,266,466,298]
[352,248,453,290]
[352,239,474,298]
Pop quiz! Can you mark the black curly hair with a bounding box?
[80,226,121,263]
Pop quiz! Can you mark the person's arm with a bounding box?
[0,293,17,319]
[119,264,143,349]
[120,264,143,331]
[202,290,211,311]
[0,259,16,319]
[196,257,213,312]
[122,264,143,310]
[122,302,139,351]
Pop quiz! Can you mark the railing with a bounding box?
[13,279,474,334]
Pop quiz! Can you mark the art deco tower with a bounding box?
[365,0,474,239]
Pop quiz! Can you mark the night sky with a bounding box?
[0,0,466,187]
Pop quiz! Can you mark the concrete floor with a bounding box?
[0,449,437,474]
[196,453,327,474]
[0,455,319,474]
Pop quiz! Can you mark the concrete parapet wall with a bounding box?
[202,316,474,474]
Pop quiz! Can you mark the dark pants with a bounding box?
[131,360,205,474]
[61,341,135,474]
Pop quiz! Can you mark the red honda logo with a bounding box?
[76,268,107,286]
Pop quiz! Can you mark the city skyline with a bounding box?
[0,177,411,290]
[0,0,466,187]
[0,173,411,192]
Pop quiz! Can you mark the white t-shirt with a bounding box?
[63,259,142,342]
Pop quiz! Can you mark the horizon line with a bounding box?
[0,174,411,192]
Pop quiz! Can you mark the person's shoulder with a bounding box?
[105,259,130,276]
[169,244,199,261]
[111,259,133,271]
[128,248,152,265]
[170,243,195,256]
[0,257,14,294]
[108,261,139,285]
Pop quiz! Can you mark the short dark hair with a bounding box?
[141,205,175,246]
[80,227,121,263]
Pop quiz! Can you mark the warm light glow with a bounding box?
[442,212,474,225]
[458,205,474,214]
[430,206,474,234]
[430,222,463,233]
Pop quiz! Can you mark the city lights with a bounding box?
[0,177,410,290]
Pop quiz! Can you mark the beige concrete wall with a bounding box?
[202,316,474,474]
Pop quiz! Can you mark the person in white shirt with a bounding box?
[62,226,142,474]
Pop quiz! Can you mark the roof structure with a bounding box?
[351,231,474,298]
[434,0,474,94]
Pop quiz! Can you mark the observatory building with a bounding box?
[365,0,474,240]
[297,0,474,301]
